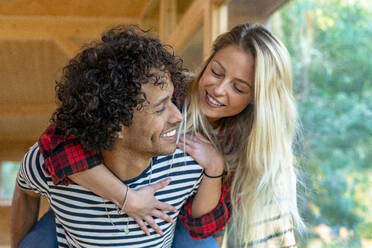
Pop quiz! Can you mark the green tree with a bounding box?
[272,0,372,247]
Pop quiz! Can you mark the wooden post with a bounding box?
[203,0,228,60]
[159,0,168,41]
[160,0,177,41]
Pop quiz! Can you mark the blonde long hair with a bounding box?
[185,23,303,247]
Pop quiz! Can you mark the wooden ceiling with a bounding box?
[0,0,149,17]
[0,0,288,160]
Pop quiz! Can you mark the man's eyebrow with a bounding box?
[214,60,251,88]
[153,96,170,108]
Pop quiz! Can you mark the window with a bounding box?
[0,161,20,200]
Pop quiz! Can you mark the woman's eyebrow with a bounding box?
[214,60,252,88]
[236,78,252,89]
[214,60,225,71]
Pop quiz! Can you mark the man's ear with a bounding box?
[117,124,125,139]
[118,131,124,139]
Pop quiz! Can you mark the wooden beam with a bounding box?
[139,0,157,21]
[0,15,140,39]
[204,0,228,59]
[204,0,213,59]
[0,104,56,116]
[159,0,177,41]
[55,36,80,58]
[166,0,205,53]
[159,0,168,41]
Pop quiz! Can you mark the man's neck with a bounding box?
[101,148,152,181]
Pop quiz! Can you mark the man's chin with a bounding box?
[155,145,177,156]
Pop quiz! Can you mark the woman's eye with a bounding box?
[234,85,244,93]
[211,69,223,77]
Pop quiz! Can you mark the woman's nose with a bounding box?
[212,80,228,96]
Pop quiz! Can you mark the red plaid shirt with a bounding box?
[38,124,102,185]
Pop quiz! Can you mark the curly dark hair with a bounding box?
[52,25,187,152]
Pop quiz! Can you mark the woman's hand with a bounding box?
[177,133,225,176]
[124,178,177,236]
[69,165,176,236]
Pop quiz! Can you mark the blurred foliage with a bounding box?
[0,161,20,199]
[272,0,372,247]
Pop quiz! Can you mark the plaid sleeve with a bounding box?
[38,124,102,186]
[178,176,233,239]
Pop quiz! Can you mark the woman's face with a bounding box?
[198,45,255,126]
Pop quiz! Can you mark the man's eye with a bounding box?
[155,107,166,113]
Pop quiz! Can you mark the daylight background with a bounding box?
[271,0,372,247]
[0,0,370,247]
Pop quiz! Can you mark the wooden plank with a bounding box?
[165,0,205,53]
[139,0,156,20]
[55,36,80,58]
[159,0,178,41]
[204,0,228,59]
[159,0,168,41]
[166,0,228,55]
[0,104,56,116]
[0,15,139,39]
[203,0,213,59]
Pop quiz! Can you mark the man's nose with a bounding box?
[169,103,183,124]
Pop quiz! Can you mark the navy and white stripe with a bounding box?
[17,143,203,248]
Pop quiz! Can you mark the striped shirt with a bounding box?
[17,143,203,248]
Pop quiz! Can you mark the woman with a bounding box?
[179,23,303,247]
[22,23,302,247]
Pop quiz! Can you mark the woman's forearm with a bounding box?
[191,168,223,218]
[68,164,126,207]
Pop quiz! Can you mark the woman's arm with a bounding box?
[177,133,225,217]
[190,168,224,217]
[177,132,234,238]
[178,184,232,239]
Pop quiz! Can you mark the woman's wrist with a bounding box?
[120,186,130,211]
[203,170,226,178]
[122,188,137,212]
[204,159,225,177]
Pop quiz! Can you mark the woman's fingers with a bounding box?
[148,178,171,193]
[143,216,163,236]
[152,209,176,225]
[133,217,150,236]
[155,200,177,213]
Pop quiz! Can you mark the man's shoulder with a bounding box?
[17,142,49,193]
[23,143,45,170]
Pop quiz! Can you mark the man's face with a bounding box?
[119,71,183,157]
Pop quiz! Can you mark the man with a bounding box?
[11,26,203,248]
